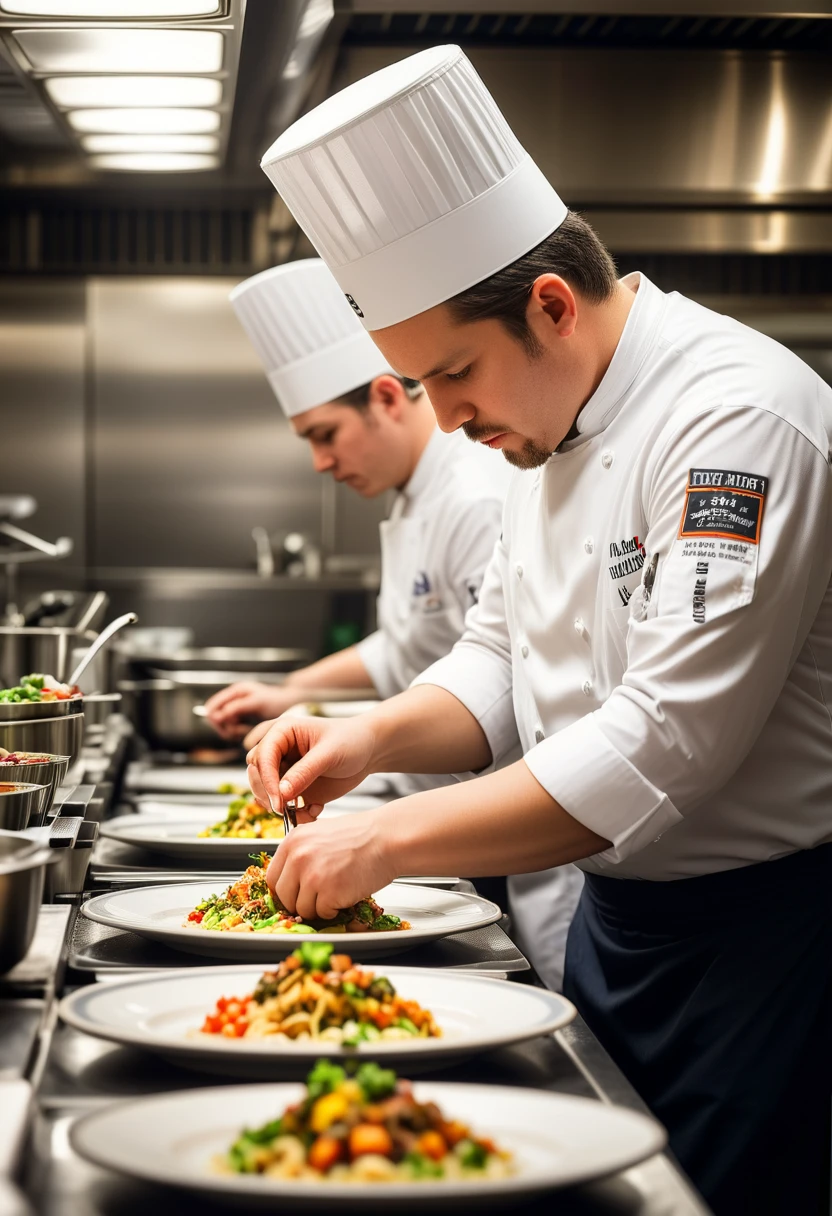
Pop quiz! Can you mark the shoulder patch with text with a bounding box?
[678,468,767,545]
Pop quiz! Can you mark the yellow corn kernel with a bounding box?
[310,1091,349,1134]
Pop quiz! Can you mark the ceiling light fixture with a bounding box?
[89,152,219,172]
[81,133,219,153]
[14,28,224,74]
[68,107,220,134]
[1,2,220,14]
[45,76,222,109]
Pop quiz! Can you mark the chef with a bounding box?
[247,45,832,1215]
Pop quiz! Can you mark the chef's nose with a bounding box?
[312,448,336,474]
[431,393,475,434]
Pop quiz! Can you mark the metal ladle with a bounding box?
[67,612,138,689]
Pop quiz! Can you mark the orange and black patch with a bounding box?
[678,468,767,545]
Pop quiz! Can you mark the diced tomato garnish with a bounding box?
[187,909,204,923]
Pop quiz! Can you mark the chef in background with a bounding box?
[247,46,832,1216]
[206,258,506,766]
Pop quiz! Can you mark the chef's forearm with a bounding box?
[365,684,494,775]
[284,647,376,691]
[379,757,610,876]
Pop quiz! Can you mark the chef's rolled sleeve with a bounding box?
[355,630,398,700]
[527,402,832,863]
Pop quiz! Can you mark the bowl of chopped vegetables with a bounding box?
[0,752,71,824]
[0,674,82,721]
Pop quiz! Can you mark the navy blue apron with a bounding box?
[563,844,832,1216]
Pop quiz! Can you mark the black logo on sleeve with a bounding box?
[679,469,767,545]
[692,561,709,623]
[345,294,364,318]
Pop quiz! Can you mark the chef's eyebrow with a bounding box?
[297,421,329,439]
[418,352,469,381]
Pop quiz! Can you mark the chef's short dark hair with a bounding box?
[334,375,423,409]
[448,211,617,355]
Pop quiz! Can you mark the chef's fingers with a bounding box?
[294,802,323,824]
[273,860,300,914]
[209,690,257,727]
[276,742,342,804]
[203,682,247,714]
[246,761,271,811]
[248,721,303,811]
[211,719,248,742]
[295,881,321,923]
[242,718,275,750]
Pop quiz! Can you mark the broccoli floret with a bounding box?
[456,1139,489,1169]
[305,1059,346,1101]
[405,1152,444,1178]
[355,1061,397,1101]
[295,941,334,972]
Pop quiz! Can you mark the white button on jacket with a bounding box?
[415,272,832,882]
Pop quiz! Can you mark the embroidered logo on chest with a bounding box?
[608,536,646,605]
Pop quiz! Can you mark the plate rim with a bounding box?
[79,880,504,950]
[68,1079,667,1200]
[58,964,577,1061]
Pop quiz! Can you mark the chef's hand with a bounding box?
[204,682,307,741]
[266,807,399,921]
[246,715,377,819]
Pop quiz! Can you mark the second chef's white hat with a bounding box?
[260,45,566,331]
[229,258,394,418]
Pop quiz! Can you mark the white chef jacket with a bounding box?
[357,425,509,793]
[415,272,832,881]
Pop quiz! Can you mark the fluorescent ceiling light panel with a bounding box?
[89,152,219,172]
[68,107,220,133]
[81,132,218,152]
[14,29,224,74]
[2,2,220,15]
[45,76,222,109]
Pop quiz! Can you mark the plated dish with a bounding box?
[198,943,439,1045]
[187,854,409,936]
[59,964,573,1075]
[80,880,502,960]
[218,1060,512,1182]
[198,790,284,840]
[70,1079,667,1205]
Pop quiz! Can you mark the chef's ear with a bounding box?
[528,274,578,339]
[367,374,407,420]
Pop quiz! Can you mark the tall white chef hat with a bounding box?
[229,258,395,418]
[260,45,566,331]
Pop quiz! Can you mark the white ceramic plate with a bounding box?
[125,765,250,795]
[132,791,389,818]
[59,966,576,1076]
[70,1081,666,1207]
[99,814,285,862]
[98,800,384,863]
[80,882,502,961]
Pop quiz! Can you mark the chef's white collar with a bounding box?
[399,424,465,511]
[564,271,668,447]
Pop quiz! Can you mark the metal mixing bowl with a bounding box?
[0,697,81,722]
[0,756,70,824]
[0,830,59,973]
[0,714,84,766]
[0,783,48,831]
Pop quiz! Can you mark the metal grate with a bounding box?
[344,12,832,51]
[0,204,256,274]
[612,253,832,296]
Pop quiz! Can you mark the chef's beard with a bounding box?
[462,421,552,470]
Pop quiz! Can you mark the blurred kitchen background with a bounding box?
[2,0,831,664]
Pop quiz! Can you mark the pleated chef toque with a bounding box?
[260,45,567,331]
[229,259,394,417]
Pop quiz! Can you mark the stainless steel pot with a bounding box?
[0,783,48,831]
[143,646,310,673]
[0,756,70,824]
[0,714,84,765]
[0,697,81,721]
[0,627,96,688]
[119,677,235,750]
[0,831,59,973]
